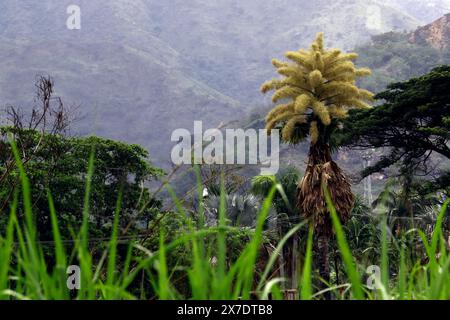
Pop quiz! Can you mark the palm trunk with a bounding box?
[297,140,355,299]
[317,233,330,298]
[298,141,333,234]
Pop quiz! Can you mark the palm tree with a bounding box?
[261,33,373,289]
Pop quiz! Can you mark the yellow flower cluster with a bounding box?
[261,33,374,144]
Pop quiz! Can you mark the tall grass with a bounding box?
[0,140,449,300]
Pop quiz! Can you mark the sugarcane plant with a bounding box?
[261,32,374,290]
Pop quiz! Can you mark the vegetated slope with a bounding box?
[0,0,440,166]
[0,1,241,166]
[357,13,450,93]
[146,0,422,105]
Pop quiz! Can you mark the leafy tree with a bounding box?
[339,65,450,195]
[0,127,164,240]
[261,33,373,288]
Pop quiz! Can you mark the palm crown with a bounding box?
[261,33,374,144]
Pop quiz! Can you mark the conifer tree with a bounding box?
[261,33,373,289]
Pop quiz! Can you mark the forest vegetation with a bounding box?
[0,7,449,301]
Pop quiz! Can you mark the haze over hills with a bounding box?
[146,0,425,105]
[0,0,448,166]
[0,1,242,166]
[388,0,450,23]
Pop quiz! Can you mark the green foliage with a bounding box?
[251,167,300,226]
[204,193,263,228]
[356,32,448,93]
[339,66,450,193]
[0,127,164,240]
[0,145,449,300]
[251,175,277,198]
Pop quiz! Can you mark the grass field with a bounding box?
[0,139,449,300]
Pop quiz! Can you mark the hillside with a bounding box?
[0,1,241,166]
[147,0,423,105]
[410,13,450,49]
[357,13,450,93]
[388,0,450,23]
[0,0,445,166]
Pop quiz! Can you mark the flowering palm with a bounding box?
[261,32,373,287]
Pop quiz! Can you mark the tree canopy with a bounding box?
[0,127,164,240]
[339,65,450,192]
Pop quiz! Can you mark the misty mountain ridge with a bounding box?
[0,0,449,166]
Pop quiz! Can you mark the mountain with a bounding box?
[410,13,450,49]
[387,0,450,23]
[0,1,241,166]
[356,13,450,93]
[0,0,443,166]
[146,0,423,105]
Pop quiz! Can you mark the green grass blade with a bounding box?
[300,225,314,300]
[106,191,123,297]
[323,186,364,300]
